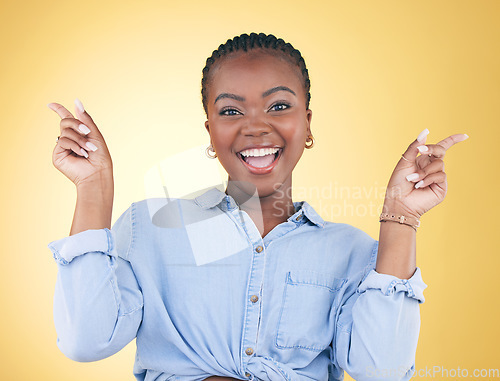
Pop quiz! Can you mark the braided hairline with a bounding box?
[201,32,311,117]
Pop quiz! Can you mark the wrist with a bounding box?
[76,171,114,196]
[380,200,421,231]
[379,213,419,231]
[382,200,421,220]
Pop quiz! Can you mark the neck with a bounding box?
[225,177,295,238]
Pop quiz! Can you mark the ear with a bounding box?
[305,108,313,135]
[204,120,210,133]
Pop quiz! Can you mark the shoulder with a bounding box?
[303,219,378,275]
[322,220,376,245]
[300,201,376,248]
[131,197,209,228]
[297,200,378,267]
[115,197,210,261]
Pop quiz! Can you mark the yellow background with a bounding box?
[1,0,498,380]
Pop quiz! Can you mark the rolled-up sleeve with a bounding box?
[47,204,143,362]
[335,240,427,381]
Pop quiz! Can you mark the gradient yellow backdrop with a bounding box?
[1,0,498,380]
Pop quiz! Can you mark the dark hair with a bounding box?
[201,32,311,117]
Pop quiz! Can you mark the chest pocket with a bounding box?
[275,269,347,352]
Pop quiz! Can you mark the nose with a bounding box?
[240,115,272,137]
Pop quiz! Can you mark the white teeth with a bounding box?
[239,147,279,157]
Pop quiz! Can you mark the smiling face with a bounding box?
[204,49,312,199]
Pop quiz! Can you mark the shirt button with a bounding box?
[245,372,251,378]
[295,215,301,221]
[245,347,254,356]
[250,295,259,303]
[255,245,263,253]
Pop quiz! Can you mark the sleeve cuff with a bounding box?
[47,228,114,265]
[356,267,427,303]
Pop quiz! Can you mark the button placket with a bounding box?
[241,243,265,362]
[232,208,304,372]
[234,210,266,370]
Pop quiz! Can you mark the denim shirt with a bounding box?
[47,187,427,381]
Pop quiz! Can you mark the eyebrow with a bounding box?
[214,86,296,105]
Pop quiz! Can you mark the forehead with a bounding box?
[208,50,303,95]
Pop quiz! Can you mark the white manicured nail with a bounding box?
[79,124,91,134]
[417,128,429,143]
[80,148,89,158]
[417,145,428,153]
[415,180,424,189]
[75,98,85,114]
[86,142,98,151]
[406,173,420,181]
[463,134,469,139]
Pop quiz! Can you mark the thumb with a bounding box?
[74,98,86,117]
[74,98,101,137]
[399,128,430,165]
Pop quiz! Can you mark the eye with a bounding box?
[270,102,291,112]
[219,108,241,116]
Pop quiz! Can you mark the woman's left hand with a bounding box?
[382,129,469,220]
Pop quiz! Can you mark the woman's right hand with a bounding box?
[49,99,113,188]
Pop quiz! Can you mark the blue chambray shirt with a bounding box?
[47,187,427,381]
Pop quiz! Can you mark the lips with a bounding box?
[237,147,283,175]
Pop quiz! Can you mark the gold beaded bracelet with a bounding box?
[379,212,420,231]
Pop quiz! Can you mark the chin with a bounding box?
[226,175,290,201]
[255,180,289,199]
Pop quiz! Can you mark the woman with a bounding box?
[47,33,468,381]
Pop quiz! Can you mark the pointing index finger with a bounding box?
[436,134,469,151]
[47,103,74,120]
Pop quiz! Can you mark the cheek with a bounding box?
[280,118,308,145]
[210,127,234,150]
[209,127,227,148]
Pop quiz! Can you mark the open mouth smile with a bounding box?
[237,147,283,175]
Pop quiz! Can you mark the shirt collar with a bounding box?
[194,187,325,228]
[291,200,325,228]
[194,187,228,209]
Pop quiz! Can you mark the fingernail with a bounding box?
[75,98,85,114]
[406,173,420,181]
[80,148,89,158]
[86,142,98,151]
[417,145,429,153]
[79,124,91,134]
[463,134,469,140]
[415,180,424,189]
[417,128,429,143]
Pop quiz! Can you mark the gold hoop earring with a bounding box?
[205,144,217,159]
[305,134,315,149]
